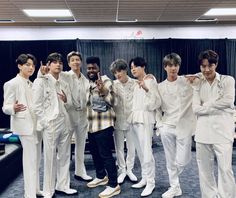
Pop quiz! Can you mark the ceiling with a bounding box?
[1,0,236,26]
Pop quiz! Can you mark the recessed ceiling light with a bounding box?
[22,9,73,17]
[204,8,236,16]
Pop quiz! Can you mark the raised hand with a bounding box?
[57,90,67,103]
[137,80,149,92]
[95,72,104,90]
[95,72,109,96]
[40,61,50,75]
[14,100,27,113]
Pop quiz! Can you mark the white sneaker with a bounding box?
[99,185,121,198]
[74,174,93,181]
[87,176,109,188]
[55,188,78,195]
[42,193,55,198]
[131,179,147,189]
[162,186,182,198]
[141,183,155,197]
[117,173,126,184]
[36,190,44,197]
[127,171,138,182]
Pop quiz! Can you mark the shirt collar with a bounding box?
[48,73,61,85]
[116,76,133,85]
[69,69,83,79]
[17,74,31,84]
[202,72,220,82]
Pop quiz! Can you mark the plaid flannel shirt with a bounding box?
[87,75,115,133]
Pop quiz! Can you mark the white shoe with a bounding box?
[132,179,147,189]
[42,193,55,198]
[99,185,121,198]
[127,171,138,182]
[36,190,44,197]
[55,188,78,195]
[162,186,182,198]
[141,183,155,197]
[75,174,93,181]
[87,176,109,188]
[117,173,126,184]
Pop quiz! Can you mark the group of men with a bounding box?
[2,49,236,198]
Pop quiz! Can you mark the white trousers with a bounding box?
[36,131,43,193]
[160,126,192,188]
[71,122,88,176]
[113,129,136,174]
[196,142,236,198]
[130,123,155,184]
[43,116,71,196]
[19,134,40,198]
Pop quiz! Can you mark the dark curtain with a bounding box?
[77,39,169,80]
[0,40,77,128]
[0,38,235,128]
[226,39,236,77]
[168,39,227,75]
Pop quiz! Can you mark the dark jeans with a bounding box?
[88,126,118,187]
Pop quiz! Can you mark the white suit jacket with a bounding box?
[192,73,235,143]
[128,78,161,125]
[37,70,90,127]
[60,71,90,127]
[156,76,196,139]
[32,74,72,131]
[113,77,136,130]
[2,74,35,135]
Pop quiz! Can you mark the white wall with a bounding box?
[1,24,236,40]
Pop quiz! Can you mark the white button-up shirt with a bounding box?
[128,78,160,125]
[66,70,88,111]
[113,77,136,130]
[156,76,196,139]
[192,72,235,143]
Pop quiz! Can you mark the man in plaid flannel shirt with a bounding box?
[86,56,121,198]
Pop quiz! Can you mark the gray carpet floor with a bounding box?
[0,136,236,198]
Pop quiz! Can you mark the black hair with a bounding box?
[86,56,100,68]
[129,57,147,69]
[16,54,37,66]
[198,50,219,65]
[46,52,63,64]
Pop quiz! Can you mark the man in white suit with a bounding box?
[156,53,196,198]
[64,51,92,181]
[39,51,92,181]
[32,53,77,198]
[128,57,160,197]
[109,59,137,184]
[193,50,236,198]
[2,54,42,198]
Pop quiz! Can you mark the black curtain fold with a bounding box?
[1,38,236,128]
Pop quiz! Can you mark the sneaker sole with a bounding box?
[131,184,146,189]
[99,189,121,198]
[175,191,182,196]
[87,180,109,188]
[162,191,182,198]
